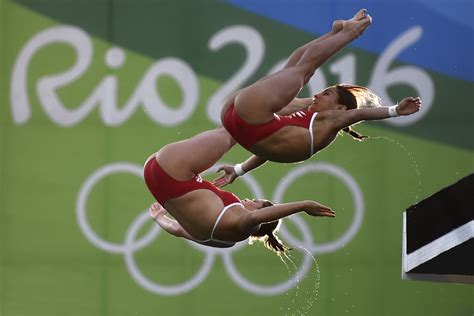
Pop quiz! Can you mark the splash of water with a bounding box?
[366,135,422,203]
[278,247,321,316]
[278,252,300,315]
[297,246,321,315]
[284,252,303,315]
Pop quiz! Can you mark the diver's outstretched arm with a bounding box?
[329,97,421,131]
[238,200,335,236]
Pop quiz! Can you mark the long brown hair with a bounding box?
[334,84,382,141]
[249,200,291,254]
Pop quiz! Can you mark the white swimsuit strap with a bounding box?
[210,202,243,240]
[309,112,318,156]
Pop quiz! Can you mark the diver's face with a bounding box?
[241,198,266,211]
[309,87,341,112]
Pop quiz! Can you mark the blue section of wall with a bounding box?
[224,0,474,82]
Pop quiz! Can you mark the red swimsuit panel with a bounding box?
[143,157,240,206]
[223,105,315,150]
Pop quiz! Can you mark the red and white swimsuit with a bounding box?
[223,105,318,156]
[143,156,242,246]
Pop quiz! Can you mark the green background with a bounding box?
[0,0,472,315]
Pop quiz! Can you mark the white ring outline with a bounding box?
[123,210,216,295]
[273,162,364,254]
[76,162,160,253]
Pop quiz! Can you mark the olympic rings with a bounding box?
[75,161,364,296]
[273,163,364,254]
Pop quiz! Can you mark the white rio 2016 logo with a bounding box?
[12,24,433,127]
[76,161,364,296]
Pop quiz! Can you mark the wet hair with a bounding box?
[249,200,291,254]
[334,84,382,141]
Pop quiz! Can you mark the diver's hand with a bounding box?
[150,202,166,221]
[303,200,336,217]
[213,165,238,188]
[396,97,422,116]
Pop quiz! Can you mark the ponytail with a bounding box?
[263,230,291,253]
[342,126,368,141]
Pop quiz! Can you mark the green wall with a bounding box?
[0,1,472,315]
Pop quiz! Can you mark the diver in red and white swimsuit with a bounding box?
[214,10,420,186]
[144,156,241,247]
[216,10,374,164]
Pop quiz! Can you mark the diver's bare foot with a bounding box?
[342,10,372,39]
[332,9,367,35]
[331,20,344,34]
[351,9,367,21]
